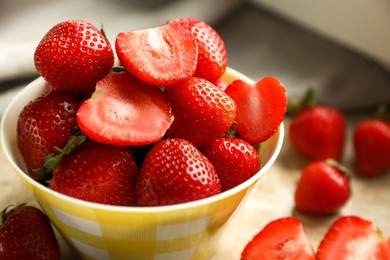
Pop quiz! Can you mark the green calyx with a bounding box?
[286,88,316,117]
[325,158,352,179]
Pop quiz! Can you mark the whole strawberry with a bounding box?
[49,140,139,206]
[164,77,236,147]
[136,138,221,206]
[17,90,81,181]
[0,205,60,260]
[294,159,351,215]
[202,137,260,191]
[169,17,227,83]
[353,119,390,177]
[288,89,346,161]
[34,20,114,93]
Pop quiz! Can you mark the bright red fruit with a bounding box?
[202,137,260,191]
[34,20,114,93]
[115,22,198,87]
[17,90,81,181]
[164,77,236,147]
[169,17,227,83]
[294,159,351,215]
[289,106,346,161]
[317,216,390,259]
[353,119,390,177]
[0,205,60,259]
[136,139,221,206]
[49,140,138,206]
[241,217,316,260]
[225,77,287,144]
[77,72,173,146]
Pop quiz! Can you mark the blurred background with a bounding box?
[1,0,390,114]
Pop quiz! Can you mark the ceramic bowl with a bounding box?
[0,67,284,259]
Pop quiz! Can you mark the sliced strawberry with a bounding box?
[76,72,173,146]
[317,216,390,259]
[225,77,287,144]
[241,217,316,259]
[115,22,198,86]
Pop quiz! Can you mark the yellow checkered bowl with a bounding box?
[1,67,284,260]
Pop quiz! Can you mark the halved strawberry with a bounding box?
[115,22,198,86]
[241,217,316,259]
[76,72,173,146]
[225,77,287,144]
[317,216,390,259]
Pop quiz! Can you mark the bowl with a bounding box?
[0,67,284,259]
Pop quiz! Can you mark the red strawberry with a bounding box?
[34,20,114,93]
[0,205,60,260]
[317,216,390,259]
[353,119,390,177]
[225,77,287,144]
[164,77,236,147]
[202,137,260,191]
[49,140,139,206]
[115,22,198,86]
[136,138,221,206]
[294,159,351,215]
[241,217,316,260]
[169,17,227,83]
[77,72,173,146]
[17,90,81,181]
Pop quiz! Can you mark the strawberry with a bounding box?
[136,138,221,206]
[225,77,287,144]
[169,17,227,83]
[77,71,174,146]
[201,137,260,191]
[241,217,316,260]
[353,119,390,177]
[317,216,390,259]
[294,159,351,215]
[34,20,114,93]
[17,90,81,181]
[164,77,236,147]
[288,89,346,161]
[0,205,60,260]
[115,22,198,86]
[49,140,139,206]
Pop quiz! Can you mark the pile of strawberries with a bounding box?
[16,18,287,207]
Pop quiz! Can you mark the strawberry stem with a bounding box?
[325,159,352,179]
[287,88,315,116]
[376,104,390,121]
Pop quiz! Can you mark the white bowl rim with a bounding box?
[0,67,284,213]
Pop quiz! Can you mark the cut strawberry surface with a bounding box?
[241,217,316,259]
[225,77,287,144]
[76,72,173,146]
[115,22,198,86]
[317,216,390,260]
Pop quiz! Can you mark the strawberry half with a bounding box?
[77,72,173,146]
[34,20,114,93]
[115,22,198,86]
[241,217,316,259]
[136,138,221,206]
[225,77,287,144]
[317,216,390,259]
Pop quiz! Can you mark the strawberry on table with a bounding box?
[202,137,260,191]
[17,90,81,181]
[49,140,139,206]
[169,17,227,83]
[294,159,351,215]
[115,22,198,86]
[0,205,60,260]
[164,77,236,148]
[34,20,114,93]
[241,217,316,260]
[225,77,287,144]
[136,138,221,206]
[77,71,174,146]
[317,216,390,259]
